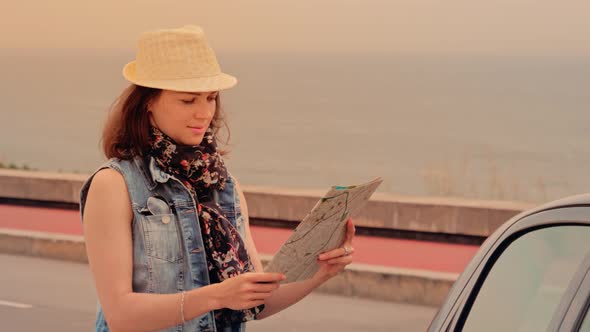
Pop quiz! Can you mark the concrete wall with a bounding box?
[0,169,534,237]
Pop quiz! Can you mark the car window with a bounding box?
[460,225,590,332]
[578,306,590,331]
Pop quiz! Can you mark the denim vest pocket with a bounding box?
[140,213,184,263]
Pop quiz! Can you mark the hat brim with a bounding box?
[122,61,237,92]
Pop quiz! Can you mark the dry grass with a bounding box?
[420,152,556,203]
[0,161,36,171]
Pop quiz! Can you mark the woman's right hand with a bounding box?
[212,272,286,310]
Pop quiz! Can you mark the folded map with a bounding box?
[264,177,383,283]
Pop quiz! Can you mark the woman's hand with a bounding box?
[212,272,285,310]
[314,218,356,282]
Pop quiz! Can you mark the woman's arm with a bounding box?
[234,179,355,320]
[84,169,283,332]
[236,180,264,272]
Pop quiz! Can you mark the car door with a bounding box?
[429,204,590,332]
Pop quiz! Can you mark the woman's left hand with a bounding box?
[314,218,356,282]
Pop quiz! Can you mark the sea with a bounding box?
[1,48,589,203]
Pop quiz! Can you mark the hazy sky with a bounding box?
[2,0,590,55]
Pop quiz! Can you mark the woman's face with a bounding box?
[148,89,218,145]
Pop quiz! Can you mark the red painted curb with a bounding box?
[0,204,478,273]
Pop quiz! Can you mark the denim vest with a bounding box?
[79,155,248,332]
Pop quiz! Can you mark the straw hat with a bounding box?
[122,25,237,92]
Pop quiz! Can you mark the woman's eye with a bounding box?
[181,98,195,104]
[207,97,216,102]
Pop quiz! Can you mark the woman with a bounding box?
[80,25,355,332]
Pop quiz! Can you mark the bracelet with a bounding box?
[180,290,186,325]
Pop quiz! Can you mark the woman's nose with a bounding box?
[192,105,214,119]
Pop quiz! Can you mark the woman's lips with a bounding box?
[188,126,206,134]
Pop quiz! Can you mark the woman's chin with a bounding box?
[179,136,205,146]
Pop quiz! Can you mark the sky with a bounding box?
[2,0,590,55]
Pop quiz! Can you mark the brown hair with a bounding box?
[101,84,230,159]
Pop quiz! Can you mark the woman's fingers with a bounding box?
[317,219,357,261]
[245,272,285,283]
[345,218,356,243]
[324,255,354,265]
[251,282,281,293]
[249,291,274,301]
[318,246,355,261]
[220,272,284,310]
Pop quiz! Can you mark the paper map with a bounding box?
[264,177,383,283]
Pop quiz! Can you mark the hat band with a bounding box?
[135,61,222,80]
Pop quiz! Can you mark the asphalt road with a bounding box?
[0,253,437,331]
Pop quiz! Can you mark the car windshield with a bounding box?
[461,225,590,332]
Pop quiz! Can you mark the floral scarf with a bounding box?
[147,126,263,327]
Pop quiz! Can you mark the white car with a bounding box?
[428,194,590,332]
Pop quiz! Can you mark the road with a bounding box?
[0,253,437,331]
